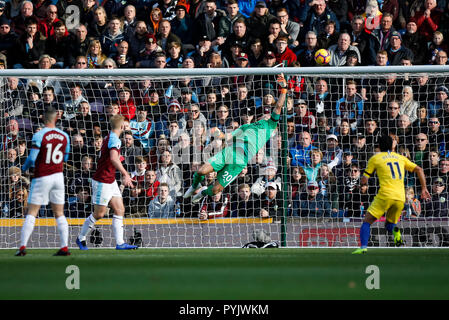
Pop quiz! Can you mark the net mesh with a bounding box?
[1,70,449,248]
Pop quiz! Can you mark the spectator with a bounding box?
[403,186,422,218]
[317,19,339,50]
[11,0,34,36]
[366,13,395,65]
[122,5,137,39]
[100,16,125,58]
[297,31,319,67]
[12,16,46,69]
[199,191,230,220]
[317,163,339,214]
[251,158,281,196]
[294,180,331,217]
[303,0,340,41]
[155,149,182,198]
[67,101,99,139]
[38,4,61,38]
[322,134,343,170]
[290,130,317,167]
[231,183,257,217]
[0,16,18,62]
[156,19,181,53]
[257,182,282,218]
[348,15,369,64]
[273,35,297,66]
[433,49,448,66]
[143,169,160,202]
[335,80,364,130]
[424,177,449,217]
[87,6,108,39]
[399,86,419,124]
[217,0,245,40]
[130,105,156,153]
[386,31,414,66]
[379,100,401,133]
[276,6,300,47]
[170,4,193,47]
[246,0,275,41]
[135,33,163,68]
[86,39,107,68]
[328,32,361,66]
[191,0,225,45]
[414,0,442,42]
[68,155,94,197]
[427,116,446,153]
[402,18,427,65]
[122,131,143,173]
[350,132,373,168]
[67,187,92,218]
[147,182,176,218]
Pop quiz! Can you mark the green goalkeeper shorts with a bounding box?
[208,145,248,188]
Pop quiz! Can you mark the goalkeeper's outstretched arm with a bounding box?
[273,73,288,116]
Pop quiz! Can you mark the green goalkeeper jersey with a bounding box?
[230,110,280,160]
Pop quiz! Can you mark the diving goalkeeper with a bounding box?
[184,74,288,204]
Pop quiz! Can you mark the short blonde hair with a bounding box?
[110,114,125,129]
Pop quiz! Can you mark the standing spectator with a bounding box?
[191,0,225,45]
[122,5,138,39]
[130,105,156,153]
[117,86,137,121]
[127,21,149,62]
[0,16,18,63]
[348,15,370,65]
[45,20,75,68]
[147,183,176,218]
[335,80,364,130]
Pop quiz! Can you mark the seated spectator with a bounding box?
[148,182,176,218]
[386,31,414,66]
[297,31,319,67]
[339,162,361,211]
[424,177,449,217]
[428,86,449,117]
[216,0,245,40]
[276,6,300,47]
[403,186,422,218]
[123,184,147,217]
[86,39,107,68]
[2,184,28,218]
[317,19,339,50]
[117,86,136,121]
[38,4,62,38]
[130,155,147,185]
[257,182,282,218]
[231,183,258,217]
[143,169,160,202]
[414,0,443,42]
[294,180,331,217]
[122,131,143,172]
[170,4,193,47]
[322,134,342,171]
[273,35,297,66]
[156,19,181,53]
[290,130,317,167]
[12,16,46,69]
[335,80,364,130]
[130,105,156,153]
[67,186,92,218]
[199,191,231,220]
[402,18,427,65]
[300,149,323,182]
[100,16,125,58]
[399,86,419,124]
[345,183,371,217]
[127,20,150,62]
[251,158,281,196]
[68,155,94,197]
[155,149,182,198]
[11,0,34,36]
[112,40,134,68]
[87,6,108,40]
[317,164,339,214]
[0,16,19,63]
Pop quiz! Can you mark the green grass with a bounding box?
[1,248,449,300]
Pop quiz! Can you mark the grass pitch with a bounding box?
[1,248,449,300]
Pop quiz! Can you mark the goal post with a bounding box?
[1,66,449,248]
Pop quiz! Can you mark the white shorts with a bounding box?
[28,172,65,205]
[91,179,122,206]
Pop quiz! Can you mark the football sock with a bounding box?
[385,222,396,233]
[202,185,215,197]
[79,214,97,241]
[112,215,124,246]
[56,216,69,248]
[20,214,36,248]
[360,222,371,249]
[192,172,204,188]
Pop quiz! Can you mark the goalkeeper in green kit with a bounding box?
[184,74,288,203]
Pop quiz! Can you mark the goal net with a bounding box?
[1,67,449,248]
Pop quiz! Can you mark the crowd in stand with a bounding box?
[1,0,449,220]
